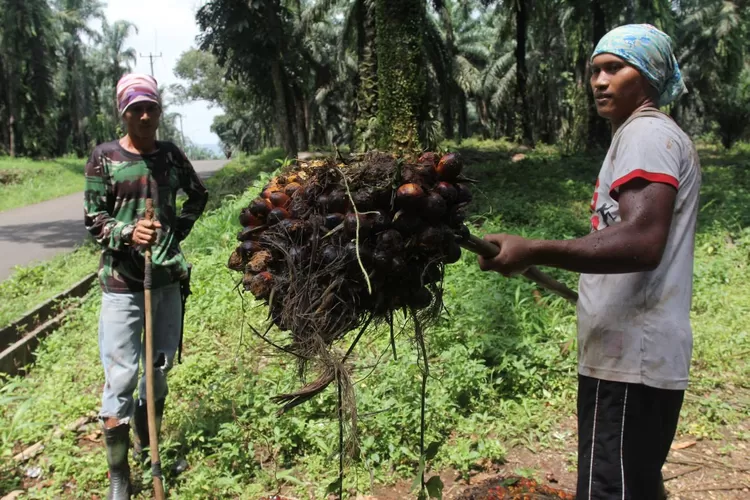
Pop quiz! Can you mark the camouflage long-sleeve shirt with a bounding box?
[84,140,209,293]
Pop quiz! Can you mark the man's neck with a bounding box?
[611,100,659,135]
[120,134,157,154]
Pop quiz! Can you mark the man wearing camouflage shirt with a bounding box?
[84,73,208,499]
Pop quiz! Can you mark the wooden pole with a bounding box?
[144,198,166,499]
[459,233,579,305]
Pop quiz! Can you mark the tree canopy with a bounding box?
[2,0,749,158]
[177,0,750,157]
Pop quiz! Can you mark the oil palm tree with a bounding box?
[301,0,379,150]
[676,0,749,147]
[0,0,58,157]
[100,20,138,87]
[54,0,105,155]
[427,0,494,140]
[88,19,138,143]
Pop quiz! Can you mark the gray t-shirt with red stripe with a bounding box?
[577,110,701,390]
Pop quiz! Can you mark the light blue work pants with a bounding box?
[97,283,181,423]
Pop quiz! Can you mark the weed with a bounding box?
[513,467,541,482]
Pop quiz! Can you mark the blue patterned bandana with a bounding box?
[592,24,687,106]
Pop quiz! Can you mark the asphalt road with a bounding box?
[0,159,228,282]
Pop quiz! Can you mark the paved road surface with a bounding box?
[0,159,228,282]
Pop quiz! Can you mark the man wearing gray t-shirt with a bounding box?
[479,24,700,500]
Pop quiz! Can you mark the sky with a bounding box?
[103,0,222,146]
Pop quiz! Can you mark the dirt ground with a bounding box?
[7,413,748,499]
[367,415,750,500]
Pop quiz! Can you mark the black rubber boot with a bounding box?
[104,423,131,500]
[132,398,165,464]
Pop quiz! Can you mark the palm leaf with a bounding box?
[490,62,516,109]
[454,55,482,94]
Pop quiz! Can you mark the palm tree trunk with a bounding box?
[478,98,490,139]
[441,85,454,140]
[293,85,309,152]
[67,51,84,156]
[3,3,25,157]
[587,0,610,150]
[354,0,378,152]
[438,3,455,140]
[265,0,297,157]
[515,0,533,146]
[511,109,518,139]
[304,97,314,147]
[271,60,297,157]
[541,87,554,144]
[8,110,15,158]
[375,0,426,152]
[6,70,16,157]
[458,92,469,140]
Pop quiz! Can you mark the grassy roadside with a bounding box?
[0,142,748,498]
[0,243,98,328]
[0,158,86,213]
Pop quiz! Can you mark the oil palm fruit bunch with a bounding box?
[226,151,472,351]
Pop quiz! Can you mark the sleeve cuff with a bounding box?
[610,169,679,199]
[122,224,135,245]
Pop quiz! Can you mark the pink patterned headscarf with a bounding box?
[116,73,161,115]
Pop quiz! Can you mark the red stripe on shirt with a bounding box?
[610,169,679,200]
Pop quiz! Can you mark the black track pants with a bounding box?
[576,375,684,500]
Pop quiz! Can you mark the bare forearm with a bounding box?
[478,182,675,277]
[530,223,664,274]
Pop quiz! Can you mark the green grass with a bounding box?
[1,142,748,498]
[0,157,86,212]
[200,148,284,211]
[0,242,98,329]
